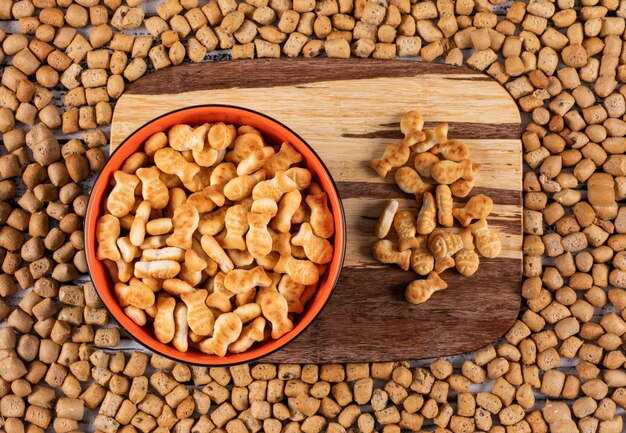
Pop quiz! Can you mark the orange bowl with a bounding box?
[85,105,346,365]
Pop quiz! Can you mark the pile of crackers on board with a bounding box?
[370,110,502,305]
[96,122,334,356]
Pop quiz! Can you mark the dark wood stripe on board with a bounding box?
[345,252,522,269]
[352,121,521,140]
[126,58,483,95]
[344,256,521,272]
[357,216,520,237]
[338,182,522,206]
[265,258,521,363]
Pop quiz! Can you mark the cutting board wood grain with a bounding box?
[111,59,523,363]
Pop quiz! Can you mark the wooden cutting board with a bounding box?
[110,59,523,363]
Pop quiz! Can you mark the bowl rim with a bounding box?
[84,104,347,366]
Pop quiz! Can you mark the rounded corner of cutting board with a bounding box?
[494,81,523,130]
[467,288,524,356]
[476,72,522,125]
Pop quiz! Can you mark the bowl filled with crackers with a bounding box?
[85,105,346,365]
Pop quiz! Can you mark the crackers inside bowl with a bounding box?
[85,105,346,365]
